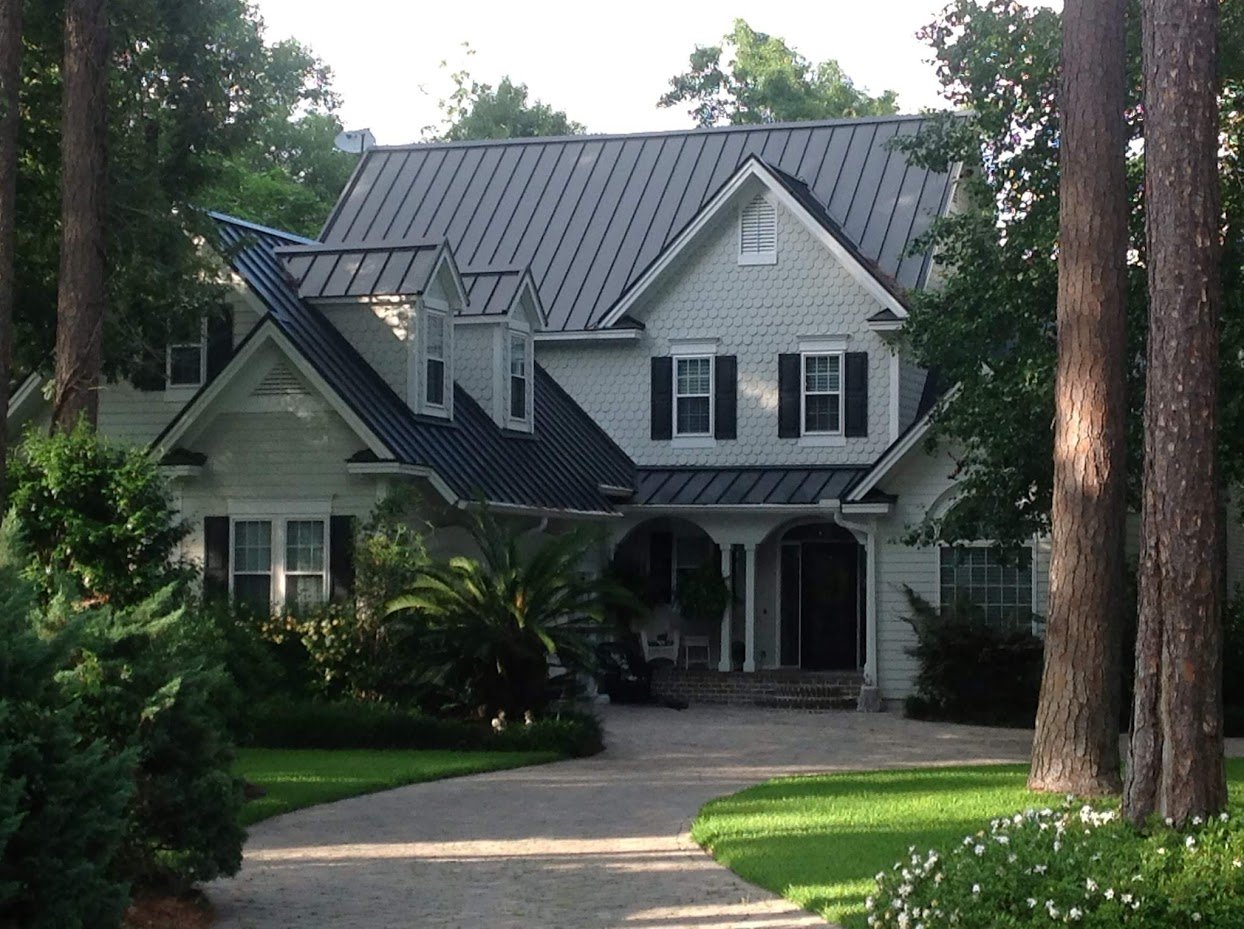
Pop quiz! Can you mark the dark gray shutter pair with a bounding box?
[201,515,356,601]
[649,355,738,440]
[133,308,233,392]
[777,352,869,438]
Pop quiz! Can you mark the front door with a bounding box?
[799,541,859,670]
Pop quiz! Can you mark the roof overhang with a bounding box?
[534,328,643,343]
[845,382,961,502]
[597,156,911,329]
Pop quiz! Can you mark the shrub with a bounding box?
[247,698,603,757]
[387,509,631,717]
[0,530,134,929]
[868,800,1244,928]
[55,588,244,892]
[902,586,1045,727]
[9,424,190,606]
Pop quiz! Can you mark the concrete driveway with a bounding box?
[208,706,1044,929]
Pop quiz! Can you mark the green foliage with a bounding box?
[896,1,1244,546]
[0,526,134,929]
[869,800,1244,928]
[901,586,1044,727]
[675,558,731,624]
[247,698,603,757]
[659,18,898,127]
[56,589,244,892]
[14,0,346,381]
[429,51,584,141]
[9,424,188,606]
[386,510,624,716]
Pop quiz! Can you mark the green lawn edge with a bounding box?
[692,759,1244,928]
[235,748,562,826]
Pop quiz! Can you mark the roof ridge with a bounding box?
[370,113,938,154]
[207,210,316,245]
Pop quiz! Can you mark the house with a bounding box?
[13,114,1241,709]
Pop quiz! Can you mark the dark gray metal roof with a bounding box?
[189,213,635,514]
[275,240,442,300]
[460,268,526,316]
[631,466,869,507]
[319,116,957,331]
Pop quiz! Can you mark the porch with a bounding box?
[650,666,864,710]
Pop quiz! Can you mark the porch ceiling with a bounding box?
[631,466,868,507]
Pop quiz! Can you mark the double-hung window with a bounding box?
[167,320,207,389]
[230,517,327,613]
[509,331,530,423]
[802,352,843,435]
[424,310,446,408]
[674,356,713,437]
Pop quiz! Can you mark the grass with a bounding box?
[234,748,560,826]
[692,759,1244,928]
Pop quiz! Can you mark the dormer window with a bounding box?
[167,320,207,389]
[739,194,777,265]
[424,309,447,409]
[508,330,532,425]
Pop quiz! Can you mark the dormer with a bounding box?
[456,268,545,433]
[274,239,468,420]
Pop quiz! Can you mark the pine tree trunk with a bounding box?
[1124,0,1225,826]
[0,0,21,503]
[51,0,107,432]
[1028,0,1129,795]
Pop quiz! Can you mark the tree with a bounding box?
[659,19,898,127]
[1028,0,1129,795]
[52,0,109,431]
[1124,0,1226,825]
[0,0,21,506]
[431,69,584,141]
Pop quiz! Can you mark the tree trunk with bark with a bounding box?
[51,0,107,432]
[0,0,21,503]
[1028,0,1129,796]
[1124,0,1225,826]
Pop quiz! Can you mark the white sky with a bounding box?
[251,0,1060,145]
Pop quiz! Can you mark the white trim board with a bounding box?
[597,157,910,329]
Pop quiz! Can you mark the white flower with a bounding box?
[1105,888,1115,900]
[1122,894,1134,905]
[972,884,981,895]
[1192,816,1204,826]
[1157,847,1166,855]
[1221,812,1230,823]
[1069,907,1083,921]
[1086,878,1098,893]
[1193,914,1202,922]
[1186,835,1197,848]
[1165,817,1175,826]
[1034,864,1048,874]
[1027,899,1038,909]
[973,844,985,856]
[1233,858,1242,869]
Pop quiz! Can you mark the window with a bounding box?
[673,534,714,598]
[425,310,446,408]
[231,517,327,613]
[509,331,530,422]
[939,547,1033,625]
[739,194,777,265]
[802,353,842,434]
[674,356,712,436]
[167,320,207,388]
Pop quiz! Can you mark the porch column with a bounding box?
[743,542,757,672]
[718,544,732,672]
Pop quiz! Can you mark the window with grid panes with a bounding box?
[939,547,1033,625]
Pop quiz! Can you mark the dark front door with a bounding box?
[799,541,859,670]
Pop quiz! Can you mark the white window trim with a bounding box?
[800,351,845,438]
[227,511,330,609]
[506,324,534,431]
[165,318,208,401]
[420,306,452,418]
[738,193,777,266]
[673,354,715,440]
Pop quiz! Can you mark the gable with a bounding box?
[320,117,957,332]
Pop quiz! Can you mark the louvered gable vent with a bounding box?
[253,362,308,398]
[738,194,777,265]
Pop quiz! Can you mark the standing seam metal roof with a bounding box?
[631,466,870,507]
[319,116,956,332]
[205,213,635,513]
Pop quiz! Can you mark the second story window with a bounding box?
[802,352,842,435]
[167,321,207,389]
[674,356,713,436]
[424,310,446,408]
[509,331,530,423]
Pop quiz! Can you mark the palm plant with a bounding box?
[385,509,629,717]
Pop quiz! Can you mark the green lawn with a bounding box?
[235,748,560,826]
[692,759,1244,929]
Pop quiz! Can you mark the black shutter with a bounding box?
[203,517,229,600]
[778,353,800,438]
[714,355,737,440]
[844,352,869,437]
[650,356,673,440]
[330,516,356,601]
[131,348,166,391]
[648,531,673,604]
[206,308,234,381]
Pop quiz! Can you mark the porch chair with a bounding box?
[641,630,680,665]
[682,635,711,669]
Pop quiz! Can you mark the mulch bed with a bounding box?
[123,891,214,929]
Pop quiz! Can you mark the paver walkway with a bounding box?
[210,706,1126,929]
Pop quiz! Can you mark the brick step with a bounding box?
[751,694,860,710]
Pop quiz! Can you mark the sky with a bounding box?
[251,0,1061,146]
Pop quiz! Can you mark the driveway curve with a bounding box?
[210,706,1064,928]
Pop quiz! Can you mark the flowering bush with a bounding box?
[868,801,1244,928]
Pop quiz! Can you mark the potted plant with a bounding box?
[675,559,731,625]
